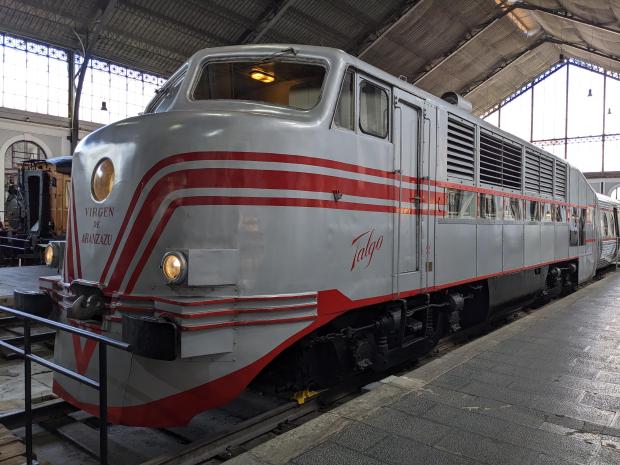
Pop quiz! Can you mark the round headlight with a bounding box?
[161,251,187,284]
[91,158,115,202]
[44,244,54,266]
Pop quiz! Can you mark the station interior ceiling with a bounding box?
[0,0,619,116]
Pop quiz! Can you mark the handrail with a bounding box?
[0,304,131,465]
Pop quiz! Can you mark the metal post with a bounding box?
[99,344,108,465]
[24,319,33,465]
[497,103,502,129]
[530,84,535,143]
[564,64,570,160]
[602,73,607,173]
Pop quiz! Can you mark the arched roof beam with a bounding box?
[121,1,229,47]
[412,5,517,84]
[546,38,620,66]
[239,0,297,44]
[512,2,620,38]
[463,37,620,100]
[461,38,547,97]
[352,0,426,58]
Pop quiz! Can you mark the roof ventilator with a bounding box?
[441,92,473,113]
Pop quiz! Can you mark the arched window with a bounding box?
[4,140,46,189]
[609,186,620,200]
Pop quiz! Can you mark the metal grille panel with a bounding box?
[554,162,567,199]
[479,129,522,190]
[447,115,475,181]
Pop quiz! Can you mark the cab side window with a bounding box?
[359,80,388,138]
[334,70,354,130]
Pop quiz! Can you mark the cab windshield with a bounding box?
[192,59,326,110]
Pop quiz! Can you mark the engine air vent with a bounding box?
[540,155,554,196]
[446,115,475,181]
[554,161,567,199]
[525,149,541,194]
[479,129,522,190]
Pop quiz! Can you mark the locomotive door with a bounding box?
[393,89,424,295]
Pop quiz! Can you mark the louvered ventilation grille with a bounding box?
[525,150,540,193]
[554,162,567,199]
[540,156,553,196]
[525,150,553,196]
[446,116,475,181]
[479,130,522,190]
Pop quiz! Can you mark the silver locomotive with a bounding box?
[31,45,619,426]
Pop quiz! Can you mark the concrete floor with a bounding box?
[0,265,56,413]
[226,272,620,465]
[0,264,53,303]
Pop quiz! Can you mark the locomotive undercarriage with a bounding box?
[253,261,578,396]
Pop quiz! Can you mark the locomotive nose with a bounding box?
[67,111,241,289]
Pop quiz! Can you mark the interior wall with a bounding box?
[0,107,100,222]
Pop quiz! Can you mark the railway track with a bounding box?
[0,272,607,465]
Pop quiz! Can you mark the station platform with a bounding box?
[226,273,620,465]
[0,265,51,305]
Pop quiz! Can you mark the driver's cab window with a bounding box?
[359,80,388,138]
[333,69,390,140]
[334,70,354,130]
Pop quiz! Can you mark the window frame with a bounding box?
[445,188,477,220]
[187,57,329,112]
[541,202,554,223]
[146,64,188,114]
[357,75,391,140]
[332,67,356,132]
[478,193,502,221]
[503,197,523,222]
[526,200,541,223]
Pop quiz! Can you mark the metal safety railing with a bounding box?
[0,305,130,465]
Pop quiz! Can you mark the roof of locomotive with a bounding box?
[596,192,620,207]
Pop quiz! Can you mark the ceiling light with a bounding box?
[250,68,275,83]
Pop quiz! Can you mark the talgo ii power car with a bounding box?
[25,45,620,427]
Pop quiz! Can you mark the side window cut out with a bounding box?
[446,189,476,219]
[504,198,522,221]
[569,207,579,246]
[359,80,388,138]
[527,200,540,222]
[334,69,354,130]
[479,193,500,220]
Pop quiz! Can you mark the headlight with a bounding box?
[161,251,187,284]
[44,244,54,266]
[43,241,64,268]
[91,158,115,202]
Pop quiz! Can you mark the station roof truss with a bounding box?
[0,0,619,116]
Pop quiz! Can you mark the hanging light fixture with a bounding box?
[609,108,612,115]
[587,89,592,97]
[100,101,108,111]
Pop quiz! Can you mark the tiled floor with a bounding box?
[227,272,620,465]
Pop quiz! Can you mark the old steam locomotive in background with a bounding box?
[2,156,72,265]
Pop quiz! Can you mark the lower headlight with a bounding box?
[161,251,187,284]
[43,241,64,268]
[44,244,54,266]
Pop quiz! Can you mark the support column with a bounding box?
[602,73,607,172]
[564,64,570,160]
[498,104,502,128]
[70,54,91,154]
[530,85,535,143]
